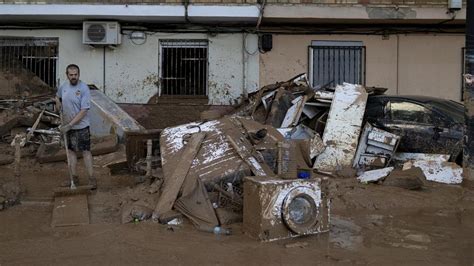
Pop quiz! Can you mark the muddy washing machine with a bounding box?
[243,175,330,241]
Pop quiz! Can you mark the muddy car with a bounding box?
[364,95,464,164]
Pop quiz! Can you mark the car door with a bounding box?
[430,109,462,155]
[384,100,441,153]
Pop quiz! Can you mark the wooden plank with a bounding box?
[23,109,44,147]
[181,172,199,198]
[281,95,307,128]
[153,132,206,220]
[51,194,89,227]
[250,87,266,116]
[265,88,293,127]
[313,83,368,172]
[225,131,274,176]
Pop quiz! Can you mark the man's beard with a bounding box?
[70,79,78,85]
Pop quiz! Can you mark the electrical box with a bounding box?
[259,34,273,52]
[83,21,121,45]
[448,0,462,10]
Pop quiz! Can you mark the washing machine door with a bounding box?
[282,186,319,234]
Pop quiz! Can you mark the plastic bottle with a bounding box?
[213,226,232,235]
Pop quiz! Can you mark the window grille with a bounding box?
[309,41,366,89]
[0,37,59,88]
[159,40,208,96]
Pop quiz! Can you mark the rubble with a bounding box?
[393,153,450,162]
[382,168,424,190]
[2,70,466,243]
[0,69,54,98]
[0,181,21,211]
[357,167,394,183]
[121,203,154,224]
[411,160,463,184]
[115,73,468,239]
[0,88,140,168]
[353,123,400,171]
[36,134,119,163]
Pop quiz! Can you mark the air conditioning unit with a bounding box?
[83,21,121,45]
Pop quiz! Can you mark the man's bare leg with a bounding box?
[83,151,96,189]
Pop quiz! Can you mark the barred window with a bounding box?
[159,40,208,96]
[0,37,58,88]
[309,41,366,89]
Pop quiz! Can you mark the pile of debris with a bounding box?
[0,96,61,165]
[0,79,131,211]
[0,87,133,168]
[126,74,465,241]
[0,74,59,210]
[233,73,463,185]
[234,74,392,175]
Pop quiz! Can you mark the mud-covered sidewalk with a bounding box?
[0,157,473,265]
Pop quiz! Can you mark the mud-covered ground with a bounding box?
[0,151,473,265]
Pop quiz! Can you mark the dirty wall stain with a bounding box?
[113,73,159,103]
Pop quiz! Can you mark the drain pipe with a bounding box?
[256,0,266,31]
[242,34,247,100]
[241,0,266,101]
[183,0,190,23]
[103,46,106,95]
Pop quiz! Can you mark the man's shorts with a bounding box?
[67,126,91,152]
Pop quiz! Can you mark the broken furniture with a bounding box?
[353,123,401,171]
[89,89,145,142]
[125,129,161,173]
[155,116,289,231]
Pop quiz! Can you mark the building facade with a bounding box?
[0,1,467,104]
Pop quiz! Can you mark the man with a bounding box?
[56,64,96,189]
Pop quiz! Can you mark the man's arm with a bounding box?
[68,109,88,127]
[60,109,88,133]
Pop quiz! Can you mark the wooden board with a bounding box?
[313,83,368,172]
[51,194,89,227]
[225,131,274,177]
[153,132,206,220]
[281,95,307,128]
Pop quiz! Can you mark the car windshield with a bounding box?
[428,99,464,124]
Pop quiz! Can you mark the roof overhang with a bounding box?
[0,4,260,24]
[263,5,466,25]
[0,3,466,26]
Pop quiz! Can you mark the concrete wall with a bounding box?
[208,33,260,105]
[260,34,465,101]
[397,35,465,100]
[1,0,464,6]
[0,30,259,105]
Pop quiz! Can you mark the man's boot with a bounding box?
[88,177,97,190]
